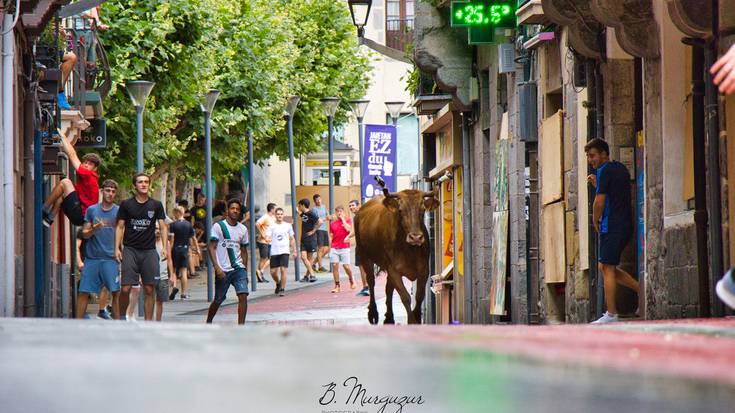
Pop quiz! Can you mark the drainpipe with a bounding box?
[461,112,473,324]
[705,1,724,316]
[2,14,16,316]
[683,39,711,317]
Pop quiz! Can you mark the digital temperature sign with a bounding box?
[450,1,516,28]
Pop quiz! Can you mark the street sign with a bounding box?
[450,1,517,29]
[76,118,107,148]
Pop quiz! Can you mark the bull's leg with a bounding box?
[390,270,416,324]
[411,275,427,324]
[384,278,395,324]
[364,259,379,325]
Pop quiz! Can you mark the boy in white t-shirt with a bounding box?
[265,207,296,296]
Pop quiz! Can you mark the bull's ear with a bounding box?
[423,197,440,211]
[383,196,399,211]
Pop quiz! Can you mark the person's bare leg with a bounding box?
[110,291,120,320]
[279,267,287,291]
[60,51,77,86]
[344,264,354,288]
[143,284,155,321]
[270,267,280,285]
[43,178,75,212]
[600,263,619,314]
[76,292,90,318]
[155,300,163,321]
[126,286,141,319]
[237,294,248,325]
[300,251,314,278]
[98,287,109,311]
[119,285,132,318]
[181,267,189,296]
[206,301,220,323]
[332,263,340,288]
[614,267,640,293]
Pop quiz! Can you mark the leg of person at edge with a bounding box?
[57,51,76,110]
[711,45,735,310]
[586,138,640,324]
[348,200,369,296]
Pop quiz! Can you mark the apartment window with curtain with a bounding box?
[386,0,414,52]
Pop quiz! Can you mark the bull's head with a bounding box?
[383,188,440,246]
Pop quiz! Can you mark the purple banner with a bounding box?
[362,124,397,200]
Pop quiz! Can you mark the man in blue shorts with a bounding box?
[206,199,250,325]
[586,138,640,324]
[76,179,121,319]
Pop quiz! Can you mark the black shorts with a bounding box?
[172,246,189,273]
[599,231,631,266]
[270,253,290,268]
[301,235,317,253]
[121,246,160,286]
[61,191,84,226]
[257,242,271,259]
[316,230,329,247]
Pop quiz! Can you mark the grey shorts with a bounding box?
[329,248,351,265]
[156,279,169,302]
[316,230,329,247]
[121,246,160,286]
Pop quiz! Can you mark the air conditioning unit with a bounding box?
[498,43,515,74]
[518,82,538,142]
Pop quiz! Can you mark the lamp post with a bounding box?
[321,97,340,214]
[125,81,155,172]
[349,99,370,201]
[385,101,404,127]
[347,0,411,64]
[285,96,301,281]
[201,89,220,302]
[247,129,257,291]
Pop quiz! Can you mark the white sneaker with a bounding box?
[125,315,138,323]
[591,311,618,324]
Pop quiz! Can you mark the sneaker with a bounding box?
[716,268,735,310]
[169,287,179,301]
[309,275,317,282]
[591,311,618,324]
[261,278,270,283]
[125,315,138,323]
[275,285,281,295]
[318,266,329,273]
[58,91,72,110]
[180,294,189,300]
[42,206,54,227]
[299,276,310,283]
[83,313,93,320]
[278,288,285,297]
[97,310,112,320]
[356,288,369,297]
[105,305,113,314]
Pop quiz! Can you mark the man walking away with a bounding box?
[348,200,369,296]
[255,203,277,283]
[586,138,640,323]
[266,208,296,296]
[155,223,174,321]
[76,179,121,319]
[312,194,330,272]
[42,128,101,227]
[169,206,199,300]
[329,206,355,293]
[115,173,168,321]
[206,199,250,324]
[297,199,322,283]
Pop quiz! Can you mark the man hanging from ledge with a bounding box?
[42,128,101,228]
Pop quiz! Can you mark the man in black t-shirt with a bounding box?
[296,198,322,283]
[115,172,168,321]
[169,206,199,300]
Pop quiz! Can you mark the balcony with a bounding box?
[516,0,548,26]
[386,18,414,53]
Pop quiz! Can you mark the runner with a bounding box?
[297,199,322,283]
[348,199,369,296]
[266,207,296,297]
[312,194,330,272]
[206,199,250,325]
[328,206,355,293]
[42,128,100,227]
[155,223,174,321]
[76,179,121,319]
[169,206,199,300]
[115,172,168,321]
[255,203,277,283]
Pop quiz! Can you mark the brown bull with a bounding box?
[354,189,439,324]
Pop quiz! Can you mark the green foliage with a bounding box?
[97,0,370,186]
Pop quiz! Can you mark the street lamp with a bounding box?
[125,80,155,172]
[201,89,220,302]
[247,129,257,291]
[347,0,372,38]
[349,99,370,201]
[285,95,302,281]
[321,97,340,214]
[385,101,404,126]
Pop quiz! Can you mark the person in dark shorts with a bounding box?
[169,206,199,300]
[255,203,277,283]
[297,199,323,283]
[115,172,168,321]
[312,194,330,272]
[206,199,250,325]
[586,138,640,324]
[348,199,369,296]
[42,128,101,227]
[266,208,296,296]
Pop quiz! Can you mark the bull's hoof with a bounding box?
[368,311,379,325]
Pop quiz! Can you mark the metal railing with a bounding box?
[386,18,414,52]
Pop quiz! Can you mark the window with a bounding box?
[386,0,414,52]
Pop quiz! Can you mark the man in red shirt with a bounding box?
[42,128,101,227]
[328,206,355,293]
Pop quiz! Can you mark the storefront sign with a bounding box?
[361,124,397,200]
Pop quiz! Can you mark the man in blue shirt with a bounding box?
[586,139,640,324]
[76,179,121,319]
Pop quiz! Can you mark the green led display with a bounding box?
[450,1,516,28]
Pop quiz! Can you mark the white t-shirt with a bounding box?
[210,220,249,272]
[266,222,294,256]
[156,240,168,280]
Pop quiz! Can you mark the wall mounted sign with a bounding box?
[450,1,517,28]
[361,124,397,200]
